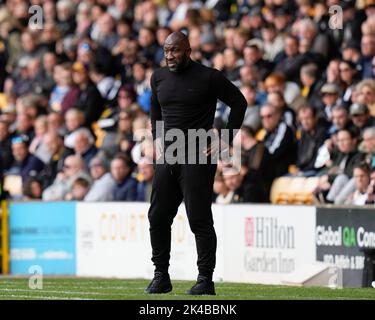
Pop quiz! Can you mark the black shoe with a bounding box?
[144,272,172,294]
[186,275,216,295]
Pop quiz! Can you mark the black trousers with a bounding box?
[148,162,217,278]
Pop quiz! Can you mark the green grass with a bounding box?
[0,277,374,300]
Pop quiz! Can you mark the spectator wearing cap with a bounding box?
[272,6,292,35]
[7,136,45,183]
[110,153,138,201]
[319,83,341,121]
[342,41,362,65]
[84,155,116,201]
[339,60,361,107]
[350,103,375,136]
[71,61,105,127]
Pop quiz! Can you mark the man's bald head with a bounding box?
[165,31,190,48]
[164,31,191,72]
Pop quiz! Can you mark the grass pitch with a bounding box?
[0,277,374,300]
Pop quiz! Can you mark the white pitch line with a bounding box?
[0,288,133,297]
[0,293,93,300]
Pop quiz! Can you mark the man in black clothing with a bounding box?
[237,126,272,203]
[145,32,246,295]
[295,105,328,176]
[261,104,297,179]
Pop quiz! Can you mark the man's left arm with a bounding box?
[211,70,247,144]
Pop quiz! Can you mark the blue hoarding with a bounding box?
[9,202,76,275]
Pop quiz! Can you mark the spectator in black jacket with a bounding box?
[260,104,297,179]
[295,105,328,176]
[237,126,272,203]
[317,128,364,203]
[71,61,104,127]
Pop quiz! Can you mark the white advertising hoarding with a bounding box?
[76,202,224,280]
[221,205,316,284]
[76,203,315,284]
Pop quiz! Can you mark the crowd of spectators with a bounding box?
[0,0,375,205]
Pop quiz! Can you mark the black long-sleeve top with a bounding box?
[150,59,247,145]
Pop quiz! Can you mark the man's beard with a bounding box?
[168,55,189,73]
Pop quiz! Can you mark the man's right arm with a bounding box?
[150,72,162,142]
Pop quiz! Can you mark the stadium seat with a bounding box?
[270,176,319,205]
